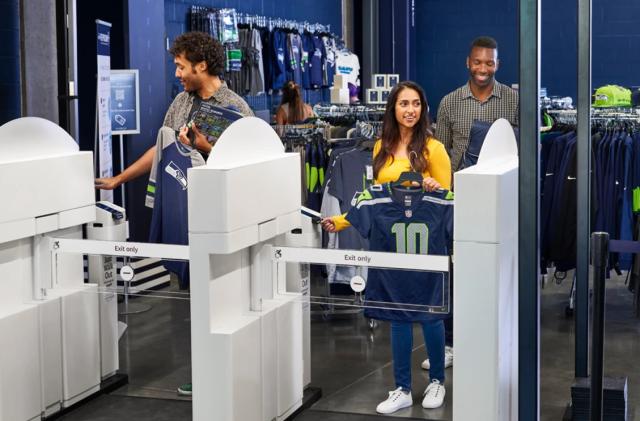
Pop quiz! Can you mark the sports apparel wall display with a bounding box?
[542,111,640,275]
[346,185,453,321]
[187,5,359,101]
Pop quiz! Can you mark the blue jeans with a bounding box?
[391,319,445,391]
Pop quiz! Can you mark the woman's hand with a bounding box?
[321,217,338,233]
[422,177,441,192]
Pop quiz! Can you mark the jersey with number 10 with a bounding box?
[345,184,453,322]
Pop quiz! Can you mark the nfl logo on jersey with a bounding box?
[405,210,412,218]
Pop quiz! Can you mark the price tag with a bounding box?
[366,165,374,181]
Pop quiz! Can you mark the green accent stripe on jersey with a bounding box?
[309,166,319,192]
[147,184,156,195]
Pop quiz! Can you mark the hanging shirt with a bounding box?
[321,138,364,282]
[305,139,323,210]
[335,49,361,87]
[286,33,304,86]
[326,148,374,284]
[260,27,272,91]
[301,32,315,90]
[271,29,287,90]
[632,132,640,212]
[218,9,239,43]
[346,184,453,322]
[241,28,265,96]
[310,35,325,89]
[321,36,336,87]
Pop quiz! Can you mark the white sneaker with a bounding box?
[376,387,413,414]
[421,346,453,370]
[422,379,446,409]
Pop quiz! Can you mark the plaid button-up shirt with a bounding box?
[435,81,519,171]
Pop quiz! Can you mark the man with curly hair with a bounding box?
[95,33,254,397]
[95,31,253,189]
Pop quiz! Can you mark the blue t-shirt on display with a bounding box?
[301,33,314,90]
[346,184,453,322]
[271,29,286,90]
[310,35,324,89]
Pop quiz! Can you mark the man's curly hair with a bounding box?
[169,32,225,76]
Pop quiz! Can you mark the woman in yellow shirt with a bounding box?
[321,80,451,414]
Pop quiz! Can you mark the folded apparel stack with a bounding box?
[330,74,349,104]
[570,377,628,421]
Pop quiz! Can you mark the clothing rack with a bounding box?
[546,108,640,125]
[313,104,386,126]
[354,120,383,139]
[237,12,331,34]
[273,122,331,140]
[542,108,640,317]
[540,96,574,111]
[313,104,386,116]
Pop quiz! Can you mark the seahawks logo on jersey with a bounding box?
[354,189,373,205]
[165,161,187,190]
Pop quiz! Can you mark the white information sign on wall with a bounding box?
[96,19,113,202]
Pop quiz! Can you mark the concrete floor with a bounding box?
[57,272,640,420]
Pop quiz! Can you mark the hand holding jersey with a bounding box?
[422,176,441,191]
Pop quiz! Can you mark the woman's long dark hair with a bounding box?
[373,81,434,180]
[280,81,305,123]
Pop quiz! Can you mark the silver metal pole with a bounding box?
[519,0,541,419]
[119,134,125,209]
[576,0,592,379]
[590,232,609,421]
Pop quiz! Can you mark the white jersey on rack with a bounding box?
[335,49,360,87]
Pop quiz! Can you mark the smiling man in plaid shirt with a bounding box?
[435,36,519,172]
[421,36,519,374]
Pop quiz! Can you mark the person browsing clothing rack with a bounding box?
[275,81,315,125]
[321,80,451,414]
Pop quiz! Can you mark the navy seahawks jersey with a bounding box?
[346,184,453,322]
[147,127,205,290]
